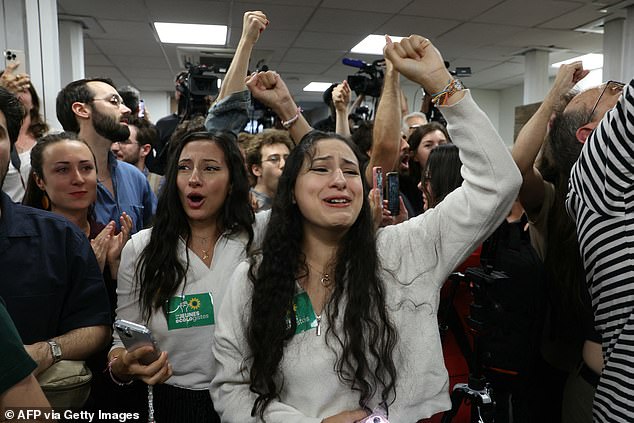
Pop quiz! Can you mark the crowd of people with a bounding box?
[0,8,633,423]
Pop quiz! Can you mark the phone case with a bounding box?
[372,166,383,203]
[4,49,26,75]
[386,172,399,216]
[114,319,161,365]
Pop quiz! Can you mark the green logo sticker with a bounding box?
[167,293,215,330]
[288,292,317,335]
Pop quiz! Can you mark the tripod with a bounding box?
[441,264,510,423]
[440,292,495,423]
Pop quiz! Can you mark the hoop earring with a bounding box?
[41,194,50,210]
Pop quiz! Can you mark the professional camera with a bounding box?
[343,58,385,98]
[178,63,220,120]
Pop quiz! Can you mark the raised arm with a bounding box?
[381,35,522,284]
[216,11,267,102]
[205,11,267,135]
[364,47,401,185]
[332,80,351,137]
[512,62,587,214]
[246,70,312,143]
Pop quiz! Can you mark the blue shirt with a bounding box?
[0,192,111,344]
[95,152,157,233]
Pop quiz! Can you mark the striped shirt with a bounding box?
[567,79,634,422]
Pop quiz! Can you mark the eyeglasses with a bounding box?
[589,80,625,119]
[91,94,124,107]
[262,154,289,166]
[113,139,137,146]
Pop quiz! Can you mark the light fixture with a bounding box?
[303,82,333,92]
[154,22,227,45]
[551,53,603,70]
[351,34,405,55]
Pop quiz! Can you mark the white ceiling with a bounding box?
[57,0,626,105]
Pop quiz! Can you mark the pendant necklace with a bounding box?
[193,235,211,261]
[306,261,332,287]
[305,261,332,335]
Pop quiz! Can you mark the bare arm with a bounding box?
[364,50,401,185]
[512,61,587,214]
[246,70,312,143]
[333,80,351,137]
[1,374,52,410]
[215,11,268,103]
[25,326,110,375]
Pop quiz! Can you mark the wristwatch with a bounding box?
[47,339,62,364]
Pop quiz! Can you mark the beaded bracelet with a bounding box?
[106,356,134,386]
[281,106,303,129]
[430,79,465,106]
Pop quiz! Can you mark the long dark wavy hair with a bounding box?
[423,144,463,209]
[136,129,254,321]
[538,107,590,340]
[247,131,398,418]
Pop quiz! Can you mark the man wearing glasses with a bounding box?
[567,78,631,423]
[56,78,157,233]
[245,129,294,212]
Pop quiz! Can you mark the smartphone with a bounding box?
[4,49,26,75]
[386,172,400,216]
[372,166,383,203]
[138,99,145,118]
[114,319,161,365]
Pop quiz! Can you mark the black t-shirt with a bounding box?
[0,298,37,395]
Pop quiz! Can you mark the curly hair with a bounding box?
[136,129,254,321]
[247,130,398,418]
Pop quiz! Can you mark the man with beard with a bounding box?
[56,78,156,233]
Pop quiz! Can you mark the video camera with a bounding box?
[343,58,384,98]
[178,63,220,120]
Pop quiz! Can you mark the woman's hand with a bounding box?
[0,62,30,93]
[321,409,369,423]
[91,222,115,273]
[106,213,132,277]
[110,346,172,386]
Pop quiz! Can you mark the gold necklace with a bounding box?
[192,235,212,261]
[306,261,332,287]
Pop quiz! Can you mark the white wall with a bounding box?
[498,84,524,146]
[141,91,171,123]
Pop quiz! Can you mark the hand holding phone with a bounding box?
[114,319,161,365]
[4,49,26,75]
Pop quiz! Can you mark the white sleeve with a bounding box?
[378,90,522,290]
[110,233,145,350]
[211,262,321,423]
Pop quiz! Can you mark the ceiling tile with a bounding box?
[304,8,391,34]
[320,0,411,14]
[293,31,366,50]
[377,15,462,38]
[401,0,502,20]
[473,0,583,27]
